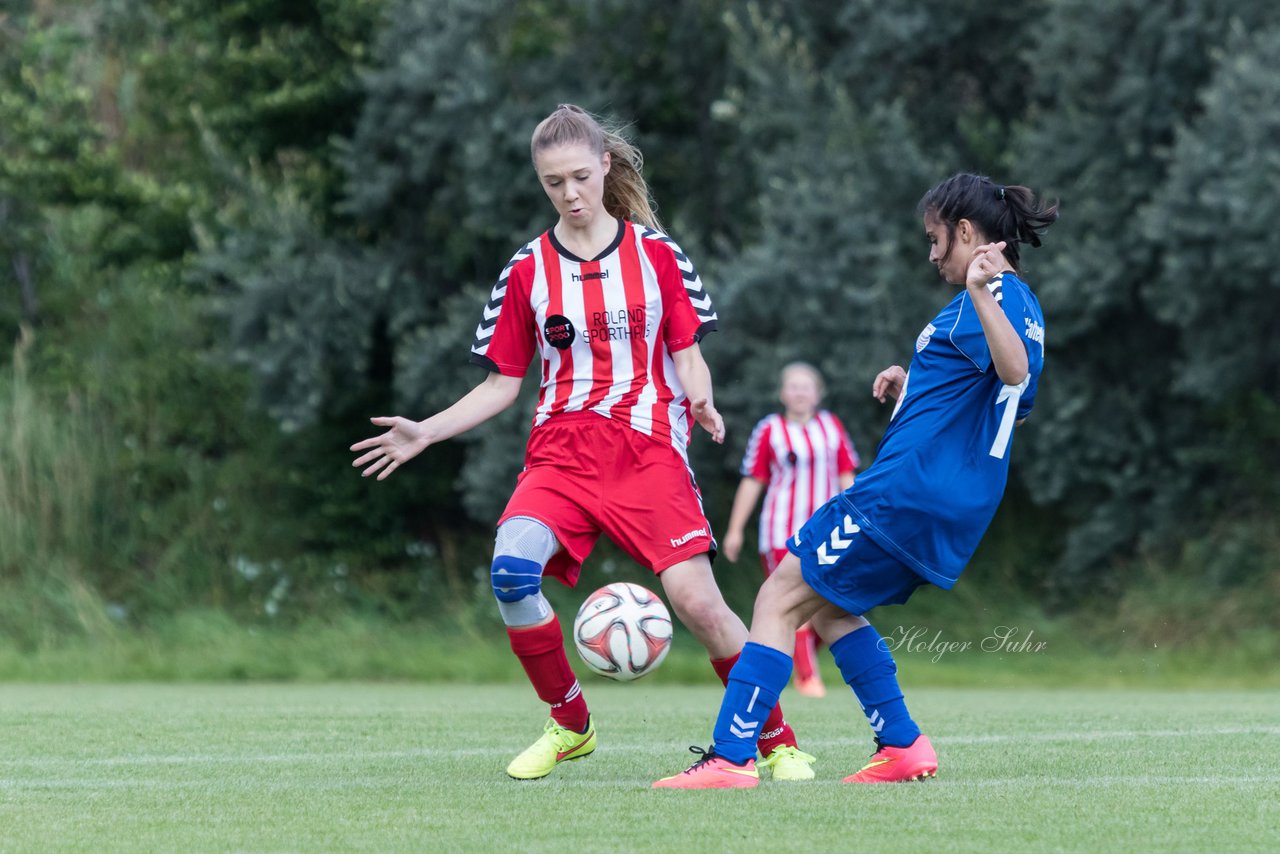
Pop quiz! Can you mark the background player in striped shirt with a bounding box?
[351,104,813,782]
[722,362,859,697]
[655,173,1057,789]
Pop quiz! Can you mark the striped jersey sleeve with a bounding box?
[739,415,775,480]
[639,227,717,346]
[828,412,860,474]
[470,241,536,375]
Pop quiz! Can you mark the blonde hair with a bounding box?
[530,104,663,233]
[779,361,826,396]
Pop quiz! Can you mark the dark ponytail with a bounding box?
[918,173,1059,273]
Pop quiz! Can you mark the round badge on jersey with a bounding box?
[544,314,576,350]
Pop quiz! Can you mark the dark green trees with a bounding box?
[1015,0,1279,582]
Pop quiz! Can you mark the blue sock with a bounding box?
[711,643,792,764]
[830,625,920,748]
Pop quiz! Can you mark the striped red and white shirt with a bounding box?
[740,411,859,552]
[470,219,717,458]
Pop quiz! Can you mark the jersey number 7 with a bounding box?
[989,377,1030,459]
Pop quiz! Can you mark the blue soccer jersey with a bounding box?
[842,273,1045,589]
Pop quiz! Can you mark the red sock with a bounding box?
[507,615,590,732]
[793,627,820,682]
[711,652,797,756]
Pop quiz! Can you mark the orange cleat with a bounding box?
[652,746,759,789]
[793,675,827,698]
[843,735,938,783]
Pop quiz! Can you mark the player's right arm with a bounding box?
[723,416,775,561]
[350,372,523,481]
[965,242,1029,386]
[722,476,766,562]
[353,243,538,481]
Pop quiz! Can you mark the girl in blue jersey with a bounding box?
[655,173,1058,788]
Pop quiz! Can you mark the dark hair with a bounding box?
[918,173,1059,273]
[530,104,662,232]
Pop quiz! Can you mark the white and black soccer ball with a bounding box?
[572,582,673,681]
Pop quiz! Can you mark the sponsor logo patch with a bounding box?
[543,314,576,350]
[915,322,936,353]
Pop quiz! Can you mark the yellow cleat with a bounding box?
[506,717,597,780]
[758,745,816,781]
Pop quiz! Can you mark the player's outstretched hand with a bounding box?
[872,365,906,403]
[966,241,1008,290]
[350,416,429,481]
[691,398,725,444]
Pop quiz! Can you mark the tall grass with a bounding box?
[0,327,119,647]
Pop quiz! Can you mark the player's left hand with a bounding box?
[966,241,1008,290]
[690,398,725,444]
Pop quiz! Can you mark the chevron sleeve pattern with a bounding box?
[470,241,538,375]
[639,227,717,349]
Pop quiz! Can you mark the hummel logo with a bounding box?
[671,527,707,547]
[868,709,885,733]
[729,713,758,740]
[816,516,860,565]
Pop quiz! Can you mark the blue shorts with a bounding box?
[788,496,928,615]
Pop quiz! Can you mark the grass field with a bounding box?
[2,684,1277,852]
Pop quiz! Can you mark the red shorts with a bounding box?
[499,412,715,586]
[760,547,791,577]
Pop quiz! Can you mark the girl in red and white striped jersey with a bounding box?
[351,105,813,781]
[722,363,859,697]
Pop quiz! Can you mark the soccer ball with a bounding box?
[572,582,673,681]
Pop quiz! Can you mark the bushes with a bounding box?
[1,1,1277,646]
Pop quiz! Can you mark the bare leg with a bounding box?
[658,554,747,659]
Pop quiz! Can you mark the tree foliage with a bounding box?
[1143,21,1280,514]
[702,5,937,469]
[5,0,1279,622]
[211,0,742,524]
[1013,0,1279,586]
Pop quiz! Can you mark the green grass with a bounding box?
[2,684,1277,852]
[4,593,1277,687]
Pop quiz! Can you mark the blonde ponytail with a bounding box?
[530,104,664,233]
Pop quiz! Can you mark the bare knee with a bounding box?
[811,608,869,646]
[670,588,733,636]
[750,563,813,629]
[659,556,748,656]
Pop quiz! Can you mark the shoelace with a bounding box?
[545,719,587,751]
[681,745,719,774]
[543,720,564,742]
[758,746,815,769]
[849,739,883,770]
